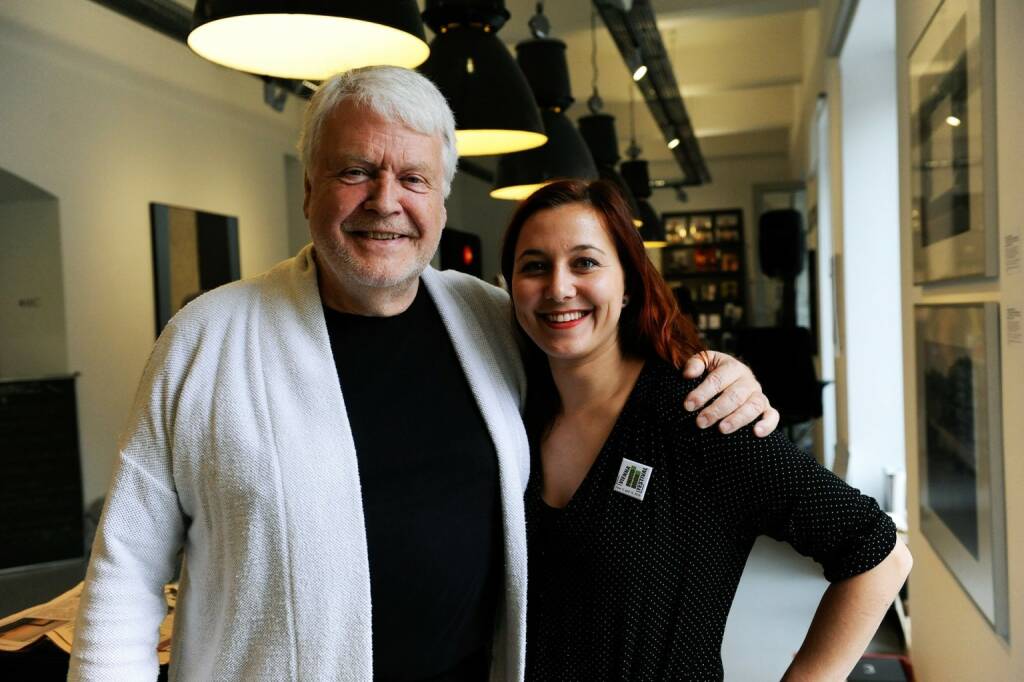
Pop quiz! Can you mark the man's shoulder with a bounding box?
[424,268,510,318]
[165,276,261,334]
[430,268,507,301]
[161,252,309,344]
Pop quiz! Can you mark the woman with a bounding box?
[500,179,912,681]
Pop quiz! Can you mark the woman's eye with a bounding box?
[519,261,547,274]
[574,257,600,269]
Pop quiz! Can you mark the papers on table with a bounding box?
[0,581,177,665]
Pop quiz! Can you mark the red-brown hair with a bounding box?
[500,179,704,434]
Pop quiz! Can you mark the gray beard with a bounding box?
[322,216,433,291]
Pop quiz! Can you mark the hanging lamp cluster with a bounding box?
[490,6,597,200]
[184,0,670,207]
[187,1,430,80]
[187,0,548,157]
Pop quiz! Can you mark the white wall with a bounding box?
[0,1,303,505]
[898,0,1024,678]
[649,155,796,327]
[835,0,906,502]
[284,155,311,258]
[0,198,66,377]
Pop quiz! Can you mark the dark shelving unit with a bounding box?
[661,209,747,350]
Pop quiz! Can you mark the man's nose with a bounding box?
[363,175,402,215]
[545,267,576,301]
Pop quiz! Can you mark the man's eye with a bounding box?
[342,168,369,179]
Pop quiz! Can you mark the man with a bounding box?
[70,66,777,681]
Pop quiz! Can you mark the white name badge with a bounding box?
[613,458,653,501]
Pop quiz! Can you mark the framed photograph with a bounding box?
[908,0,997,283]
[915,303,1007,638]
[150,203,240,336]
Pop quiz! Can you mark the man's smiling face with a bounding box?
[304,99,447,311]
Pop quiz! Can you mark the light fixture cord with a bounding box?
[629,81,636,143]
[590,6,599,103]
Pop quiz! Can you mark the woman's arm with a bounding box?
[782,540,913,682]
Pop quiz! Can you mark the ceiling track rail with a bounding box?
[593,0,710,186]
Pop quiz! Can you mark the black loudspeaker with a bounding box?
[733,327,823,425]
[759,209,805,279]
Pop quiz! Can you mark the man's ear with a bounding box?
[440,204,447,230]
[302,173,312,220]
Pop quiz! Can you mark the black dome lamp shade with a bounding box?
[622,157,666,248]
[635,198,667,248]
[491,35,597,200]
[188,1,430,80]
[419,0,547,157]
[578,112,640,219]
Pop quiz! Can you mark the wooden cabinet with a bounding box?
[0,376,83,570]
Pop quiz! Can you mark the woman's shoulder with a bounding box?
[630,357,703,429]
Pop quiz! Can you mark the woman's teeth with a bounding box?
[544,311,586,322]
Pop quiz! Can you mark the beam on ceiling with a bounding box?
[88,0,191,42]
[594,0,711,186]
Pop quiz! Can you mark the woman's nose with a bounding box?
[545,267,576,301]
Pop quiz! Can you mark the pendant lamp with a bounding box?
[188,1,430,80]
[635,198,667,248]
[490,34,597,200]
[622,156,666,248]
[578,113,641,219]
[419,0,547,156]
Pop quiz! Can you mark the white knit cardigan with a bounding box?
[69,246,530,681]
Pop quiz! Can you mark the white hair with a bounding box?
[298,66,458,197]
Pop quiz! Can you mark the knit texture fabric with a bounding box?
[69,245,529,681]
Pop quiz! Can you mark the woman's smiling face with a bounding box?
[511,203,627,365]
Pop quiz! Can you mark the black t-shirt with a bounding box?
[324,283,501,681]
[525,360,897,680]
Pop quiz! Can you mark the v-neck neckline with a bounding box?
[533,361,653,513]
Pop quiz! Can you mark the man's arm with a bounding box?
[682,350,780,437]
[783,541,913,681]
[70,456,185,680]
[70,337,187,680]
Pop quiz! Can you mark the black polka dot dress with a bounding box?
[525,360,897,681]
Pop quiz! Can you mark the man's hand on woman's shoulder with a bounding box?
[681,350,779,437]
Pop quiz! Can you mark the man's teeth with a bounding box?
[363,232,404,240]
[545,311,586,322]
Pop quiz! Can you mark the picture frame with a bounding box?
[908,0,997,283]
[150,203,240,336]
[914,302,1007,638]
